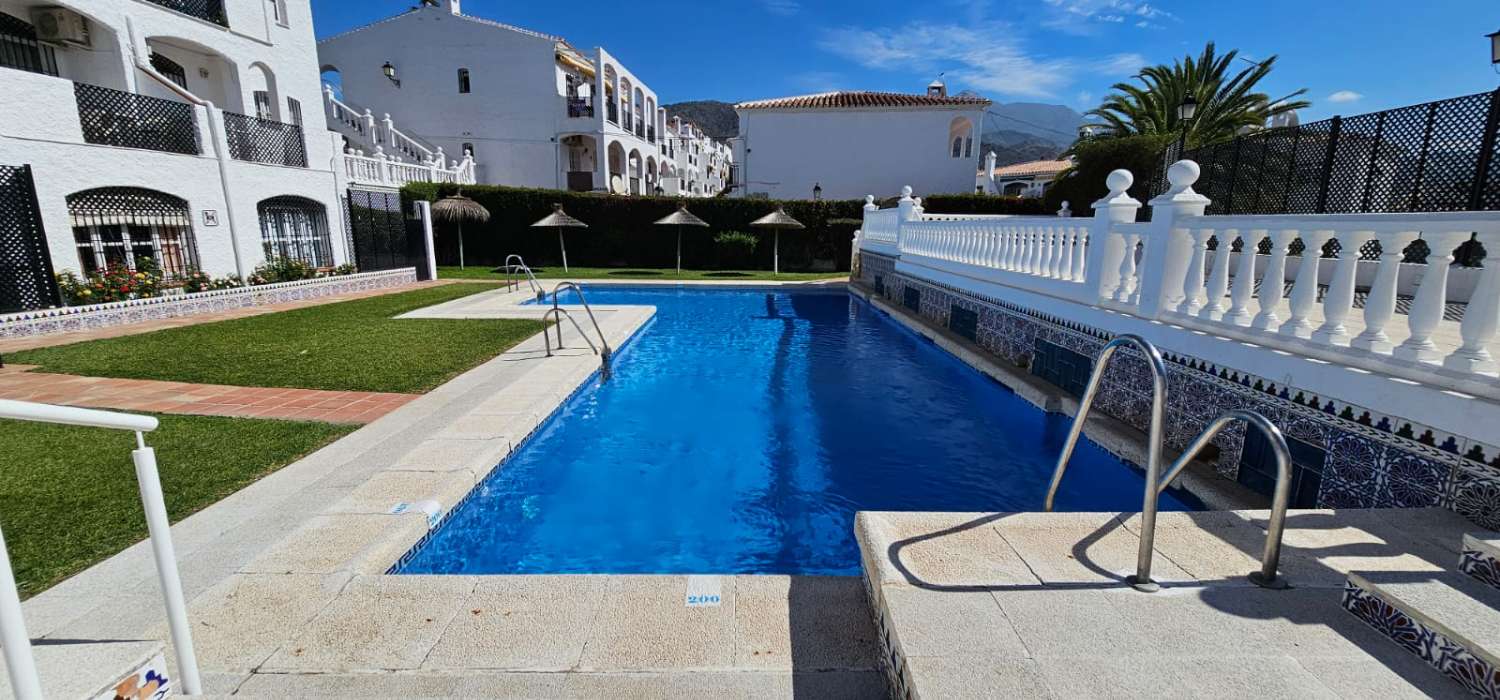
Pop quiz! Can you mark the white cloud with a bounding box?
[1327,90,1363,104]
[818,21,1144,99]
[758,0,801,16]
[1076,90,1094,107]
[1043,0,1176,32]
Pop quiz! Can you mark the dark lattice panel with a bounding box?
[224,112,307,167]
[346,189,427,278]
[75,83,200,155]
[0,165,61,313]
[1174,90,1500,215]
[1,11,57,76]
[143,0,227,26]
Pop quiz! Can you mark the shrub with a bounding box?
[333,263,358,276]
[914,193,1052,216]
[1044,133,1175,216]
[252,256,316,284]
[55,261,163,305]
[713,231,758,269]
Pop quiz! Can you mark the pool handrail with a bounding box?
[1042,334,1168,591]
[0,399,202,698]
[541,306,598,357]
[502,254,543,300]
[1155,409,1293,589]
[550,282,612,362]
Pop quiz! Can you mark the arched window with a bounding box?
[948,116,974,159]
[67,188,198,280]
[258,196,333,268]
[457,68,470,94]
[952,137,963,158]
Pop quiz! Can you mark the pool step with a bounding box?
[1462,534,1500,592]
[1343,570,1500,698]
[0,640,169,699]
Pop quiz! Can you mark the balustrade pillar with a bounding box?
[1394,231,1472,363]
[1177,228,1215,315]
[1138,161,1210,318]
[1280,229,1335,338]
[1351,231,1421,354]
[1310,230,1374,346]
[1251,229,1299,331]
[1445,248,1500,375]
[1225,229,1268,326]
[1087,170,1141,302]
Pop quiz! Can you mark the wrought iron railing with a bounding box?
[142,0,228,27]
[0,11,57,76]
[606,101,618,124]
[223,111,307,167]
[567,97,594,118]
[74,83,200,155]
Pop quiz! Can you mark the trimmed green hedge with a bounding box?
[403,183,1052,271]
[918,193,1051,215]
[1044,133,1175,217]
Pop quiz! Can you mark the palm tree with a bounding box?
[1087,43,1310,149]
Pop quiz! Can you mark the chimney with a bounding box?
[927,79,946,98]
[984,151,998,182]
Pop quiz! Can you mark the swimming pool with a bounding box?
[397,286,1198,576]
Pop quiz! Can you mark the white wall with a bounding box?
[736,106,985,200]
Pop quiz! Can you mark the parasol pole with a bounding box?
[558,227,569,272]
[676,225,682,274]
[774,230,780,275]
[457,221,465,269]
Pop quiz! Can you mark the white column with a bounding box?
[1086,169,1141,301]
[1137,160,1210,318]
[416,200,438,280]
[1225,229,1268,326]
[1178,227,1214,315]
[1199,229,1237,321]
[1251,229,1298,331]
[1394,231,1472,363]
[1351,231,1421,354]
[1311,230,1375,346]
[1280,229,1336,338]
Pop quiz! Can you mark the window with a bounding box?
[0,12,57,76]
[149,51,188,90]
[253,90,273,120]
[286,97,303,127]
[948,116,975,159]
[259,196,333,268]
[952,137,963,158]
[462,142,474,157]
[964,137,973,158]
[67,187,199,281]
[457,68,470,94]
[270,0,288,25]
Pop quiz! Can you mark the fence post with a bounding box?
[415,200,438,281]
[1136,160,1210,319]
[1314,115,1342,213]
[1087,170,1141,302]
[1469,88,1500,210]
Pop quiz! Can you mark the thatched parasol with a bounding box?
[431,190,490,269]
[530,203,587,272]
[749,206,804,275]
[653,203,708,274]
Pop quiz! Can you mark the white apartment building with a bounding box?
[731,82,990,200]
[656,116,732,197]
[318,0,704,197]
[0,0,349,299]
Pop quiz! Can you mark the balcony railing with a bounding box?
[567,97,594,118]
[858,162,1500,401]
[74,83,200,155]
[606,100,618,124]
[143,0,228,27]
[223,111,306,167]
[342,149,476,187]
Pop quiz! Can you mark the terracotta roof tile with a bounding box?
[990,159,1072,178]
[736,91,991,110]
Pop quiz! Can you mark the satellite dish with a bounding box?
[610,175,626,194]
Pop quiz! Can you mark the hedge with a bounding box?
[1044,133,1175,217]
[402,184,1055,271]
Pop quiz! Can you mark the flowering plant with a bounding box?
[57,259,163,305]
[181,270,244,293]
[252,256,316,284]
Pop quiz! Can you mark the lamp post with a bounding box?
[812,182,822,201]
[1489,28,1500,70]
[1175,94,1198,157]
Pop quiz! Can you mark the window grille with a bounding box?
[74,83,200,155]
[286,97,303,127]
[149,51,188,89]
[65,187,198,280]
[258,196,332,267]
[223,111,307,167]
[0,12,57,76]
[458,68,470,94]
[143,0,228,27]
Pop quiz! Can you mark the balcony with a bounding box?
[74,83,200,155]
[567,97,594,118]
[606,101,618,124]
[143,0,228,27]
[223,111,306,167]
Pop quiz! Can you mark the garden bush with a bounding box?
[1044,133,1175,217]
[55,259,163,305]
[713,231,758,268]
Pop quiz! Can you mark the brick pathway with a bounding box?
[0,366,415,424]
[0,280,454,354]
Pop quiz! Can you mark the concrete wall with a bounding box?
[735,106,984,200]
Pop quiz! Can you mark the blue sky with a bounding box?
[314,0,1499,121]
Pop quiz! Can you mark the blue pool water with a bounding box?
[398,286,1197,576]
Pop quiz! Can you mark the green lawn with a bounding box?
[439,265,848,282]
[0,414,352,596]
[10,284,547,393]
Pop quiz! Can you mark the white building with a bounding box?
[731,83,989,200]
[0,0,349,291]
[656,116,732,197]
[318,0,689,197]
[976,153,1072,197]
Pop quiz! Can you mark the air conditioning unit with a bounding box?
[31,7,91,47]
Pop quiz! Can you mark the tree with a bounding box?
[1087,43,1309,149]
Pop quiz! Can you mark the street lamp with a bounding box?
[812,182,822,201]
[1489,28,1500,67]
[1175,94,1198,156]
[381,61,400,87]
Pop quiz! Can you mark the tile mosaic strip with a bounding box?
[1461,545,1500,591]
[1342,580,1500,699]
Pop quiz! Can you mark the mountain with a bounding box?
[661,100,738,139]
[965,95,1089,166]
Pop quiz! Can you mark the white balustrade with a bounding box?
[341,149,476,187]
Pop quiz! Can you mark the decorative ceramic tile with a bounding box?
[1460,545,1500,591]
[1453,463,1500,531]
[1342,580,1500,699]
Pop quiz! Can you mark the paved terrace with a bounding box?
[858,508,1488,699]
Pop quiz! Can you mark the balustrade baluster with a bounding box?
[1113,232,1140,303]
[1280,230,1336,338]
[1057,228,1075,280]
[985,227,999,267]
[1225,229,1268,326]
[1178,228,1215,315]
[1029,227,1045,275]
[1070,226,1088,282]
[1394,231,1472,363]
[1015,227,1031,273]
[1311,230,1374,346]
[1003,226,1019,269]
[1351,231,1421,354]
[1445,248,1500,374]
[1200,229,1237,321]
[1048,227,1067,278]
[1251,229,1299,331]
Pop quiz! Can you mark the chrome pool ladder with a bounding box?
[503,254,544,301]
[1042,334,1293,591]
[543,282,613,373]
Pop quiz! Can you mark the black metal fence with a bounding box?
[0,165,60,313]
[143,0,227,27]
[75,83,201,155]
[346,189,429,279]
[224,111,307,167]
[1163,89,1500,215]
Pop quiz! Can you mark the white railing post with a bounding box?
[1311,230,1375,345]
[1280,229,1336,338]
[133,437,202,696]
[362,109,377,143]
[895,186,916,254]
[374,145,390,186]
[1394,230,1473,363]
[1137,160,1210,319]
[1351,231,1421,353]
[1087,169,1141,303]
[0,525,42,699]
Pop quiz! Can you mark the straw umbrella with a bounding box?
[749,206,805,275]
[431,189,490,269]
[530,203,587,272]
[653,202,708,274]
